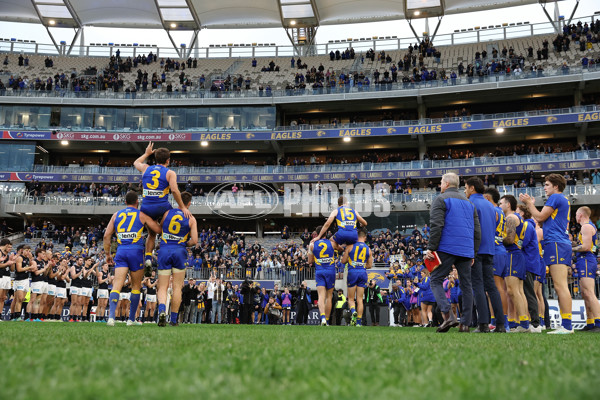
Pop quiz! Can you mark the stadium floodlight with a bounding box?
[200,141,209,147]
[48,20,55,25]
[290,20,296,26]
[170,23,177,28]
[60,140,69,146]
[405,0,443,19]
[343,137,351,142]
[495,128,505,134]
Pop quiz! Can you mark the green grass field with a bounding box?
[1,322,599,400]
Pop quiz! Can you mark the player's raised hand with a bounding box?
[145,142,155,156]
[182,207,192,219]
[519,193,532,204]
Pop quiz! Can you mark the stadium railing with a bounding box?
[0,15,593,59]
[28,149,600,175]
[8,184,600,208]
[0,65,597,100]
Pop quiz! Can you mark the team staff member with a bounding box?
[365,279,383,326]
[572,206,600,331]
[96,262,112,323]
[425,173,480,333]
[313,196,367,251]
[341,228,373,327]
[500,195,531,333]
[520,174,573,334]
[134,142,192,271]
[484,187,510,332]
[0,239,16,315]
[308,226,336,326]
[104,191,162,327]
[516,205,542,333]
[465,177,505,333]
[156,192,198,327]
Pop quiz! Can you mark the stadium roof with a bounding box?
[1,0,545,30]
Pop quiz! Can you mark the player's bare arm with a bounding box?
[133,142,154,173]
[340,244,353,264]
[503,214,518,246]
[187,216,198,247]
[313,210,336,243]
[167,170,192,219]
[141,212,162,234]
[103,212,117,264]
[573,223,593,252]
[355,211,367,227]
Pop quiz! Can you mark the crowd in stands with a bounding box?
[3,18,598,96]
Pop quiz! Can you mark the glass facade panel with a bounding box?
[0,105,275,132]
[0,143,35,171]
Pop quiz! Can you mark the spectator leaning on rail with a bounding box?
[425,173,481,333]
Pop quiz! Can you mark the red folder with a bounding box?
[424,251,442,272]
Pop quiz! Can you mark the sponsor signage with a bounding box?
[1,111,598,142]
[3,159,599,183]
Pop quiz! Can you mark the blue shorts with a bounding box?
[575,255,598,279]
[347,268,367,288]
[315,268,336,290]
[140,201,172,221]
[114,247,144,272]
[332,229,358,246]
[493,251,508,277]
[450,293,459,304]
[507,250,526,280]
[157,246,188,271]
[543,241,571,266]
[535,257,547,284]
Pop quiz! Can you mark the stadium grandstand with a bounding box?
[0,0,599,333]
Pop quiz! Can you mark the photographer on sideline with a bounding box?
[296,281,311,325]
[365,280,383,326]
[264,296,282,325]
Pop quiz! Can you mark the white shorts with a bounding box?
[15,279,30,292]
[56,287,67,299]
[97,289,109,299]
[70,286,80,296]
[80,287,92,297]
[120,292,130,301]
[31,281,45,294]
[146,294,157,303]
[41,281,49,294]
[47,284,57,296]
[0,276,11,290]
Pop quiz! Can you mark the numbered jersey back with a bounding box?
[161,209,190,247]
[348,242,370,269]
[113,207,145,247]
[312,239,335,269]
[142,165,170,202]
[494,206,506,246]
[336,206,357,231]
